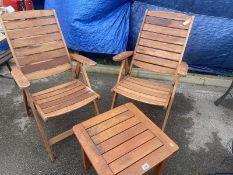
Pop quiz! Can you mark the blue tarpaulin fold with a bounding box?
[45,0,131,54]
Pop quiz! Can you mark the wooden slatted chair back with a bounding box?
[131,10,194,76]
[1,10,71,81]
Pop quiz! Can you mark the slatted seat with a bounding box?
[1,10,100,161]
[33,80,99,120]
[111,10,195,131]
[113,76,171,108]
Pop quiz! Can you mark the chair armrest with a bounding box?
[11,67,30,89]
[113,51,134,62]
[178,62,189,76]
[70,53,97,66]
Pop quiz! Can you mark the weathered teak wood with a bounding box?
[73,103,179,175]
[1,10,100,161]
[111,10,194,131]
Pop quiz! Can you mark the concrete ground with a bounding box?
[0,72,233,175]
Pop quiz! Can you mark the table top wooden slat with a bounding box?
[97,123,147,154]
[73,103,179,175]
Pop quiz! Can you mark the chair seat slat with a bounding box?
[134,53,178,69]
[2,10,54,21]
[147,11,191,21]
[137,46,181,61]
[12,33,62,48]
[8,25,59,39]
[141,31,186,45]
[17,48,67,66]
[143,23,188,38]
[5,17,57,30]
[15,41,64,57]
[145,16,190,29]
[139,38,183,53]
[21,56,69,74]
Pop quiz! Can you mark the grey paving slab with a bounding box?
[0,72,233,175]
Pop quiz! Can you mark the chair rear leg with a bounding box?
[111,92,118,109]
[162,101,173,131]
[92,100,100,115]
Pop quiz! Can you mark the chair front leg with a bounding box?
[111,92,118,109]
[93,100,100,115]
[24,88,55,161]
[74,62,81,79]
[22,89,30,116]
[162,78,179,131]
[80,65,100,115]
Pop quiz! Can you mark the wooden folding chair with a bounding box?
[111,10,194,131]
[1,10,100,161]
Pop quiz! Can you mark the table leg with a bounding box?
[81,147,91,169]
[154,162,165,175]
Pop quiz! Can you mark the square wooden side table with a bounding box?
[73,103,179,175]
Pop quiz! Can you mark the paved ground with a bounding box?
[0,72,233,175]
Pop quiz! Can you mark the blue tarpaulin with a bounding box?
[45,0,131,54]
[40,0,233,75]
[129,1,233,75]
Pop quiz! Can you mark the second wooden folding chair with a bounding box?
[111,10,194,131]
[1,10,100,161]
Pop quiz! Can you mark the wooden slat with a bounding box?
[103,130,155,164]
[2,10,54,21]
[37,86,86,109]
[36,83,83,103]
[33,80,79,98]
[73,124,114,175]
[91,117,140,145]
[44,94,98,118]
[118,81,168,99]
[109,138,163,174]
[139,38,183,53]
[8,25,59,39]
[21,56,69,74]
[133,60,176,75]
[127,77,170,92]
[141,31,186,45]
[118,146,169,175]
[82,105,128,129]
[114,87,166,107]
[39,88,89,109]
[137,46,181,61]
[125,103,179,153]
[26,63,71,81]
[17,48,67,66]
[143,23,188,37]
[147,11,190,21]
[145,16,190,29]
[15,41,64,57]
[87,110,135,136]
[116,85,167,102]
[134,53,178,69]
[42,91,95,114]
[121,78,170,95]
[97,123,147,154]
[5,17,57,30]
[12,33,62,48]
